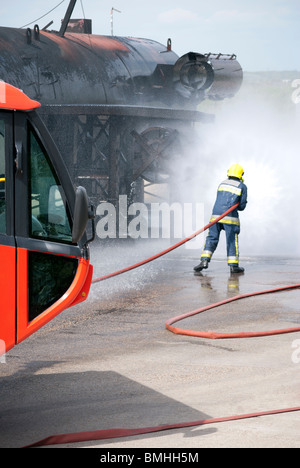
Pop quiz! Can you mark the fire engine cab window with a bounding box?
[29,128,72,243]
[29,251,77,321]
[0,119,5,234]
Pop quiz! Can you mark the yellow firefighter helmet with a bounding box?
[227,163,244,181]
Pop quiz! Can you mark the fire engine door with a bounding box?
[0,112,16,353]
[0,110,90,353]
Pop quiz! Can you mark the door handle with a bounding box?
[15,141,23,174]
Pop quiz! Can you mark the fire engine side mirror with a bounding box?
[72,186,92,244]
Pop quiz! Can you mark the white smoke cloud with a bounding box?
[172,77,300,257]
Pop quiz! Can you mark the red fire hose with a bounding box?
[24,203,300,447]
[24,406,300,448]
[92,203,240,283]
[166,283,300,339]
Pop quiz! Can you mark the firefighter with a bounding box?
[194,163,248,274]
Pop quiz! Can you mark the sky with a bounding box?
[1,0,299,71]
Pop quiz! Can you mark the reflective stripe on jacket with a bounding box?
[212,177,247,221]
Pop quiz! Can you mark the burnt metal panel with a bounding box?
[0,27,242,108]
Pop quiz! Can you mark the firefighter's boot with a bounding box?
[230,265,245,274]
[194,259,209,272]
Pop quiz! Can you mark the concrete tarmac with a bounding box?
[0,242,300,448]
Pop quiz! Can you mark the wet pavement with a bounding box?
[0,242,300,448]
